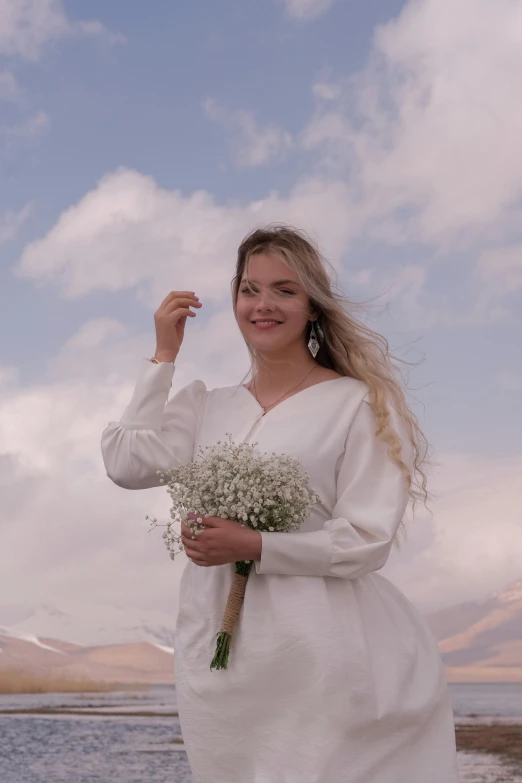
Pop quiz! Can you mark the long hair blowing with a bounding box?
[231,224,430,547]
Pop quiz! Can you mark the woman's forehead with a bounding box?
[242,251,299,284]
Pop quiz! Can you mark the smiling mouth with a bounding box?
[251,320,283,324]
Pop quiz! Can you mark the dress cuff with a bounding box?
[119,359,176,430]
[254,529,332,577]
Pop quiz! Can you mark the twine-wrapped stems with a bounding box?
[210,561,253,670]
[221,573,248,634]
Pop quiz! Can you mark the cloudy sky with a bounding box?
[1,0,521,638]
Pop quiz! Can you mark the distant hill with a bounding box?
[1,578,521,684]
[0,602,176,648]
[0,629,174,685]
[425,578,522,682]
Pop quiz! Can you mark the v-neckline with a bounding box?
[240,376,348,418]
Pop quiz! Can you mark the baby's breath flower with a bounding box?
[147,433,320,564]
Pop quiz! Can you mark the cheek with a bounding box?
[235,298,251,322]
[284,298,308,322]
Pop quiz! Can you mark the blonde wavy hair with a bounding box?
[231,224,431,547]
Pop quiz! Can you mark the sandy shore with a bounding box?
[0,706,179,717]
[456,722,522,768]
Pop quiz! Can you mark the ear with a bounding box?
[308,303,321,321]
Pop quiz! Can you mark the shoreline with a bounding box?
[0,706,179,718]
[1,707,521,773]
[1,706,521,764]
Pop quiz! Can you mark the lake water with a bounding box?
[1,683,521,782]
[450,682,522,719]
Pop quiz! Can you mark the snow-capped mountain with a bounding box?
[0,626,65,654]
[2,576,521,684]
[0,602,175,647]
[0,627,174,684]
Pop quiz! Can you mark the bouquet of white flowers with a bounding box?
[146,433,320,671]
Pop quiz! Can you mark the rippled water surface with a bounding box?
[0,685,191,783]
[1,683,521,782]
[0,713,193,783]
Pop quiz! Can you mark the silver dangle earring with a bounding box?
[308,320,321,358]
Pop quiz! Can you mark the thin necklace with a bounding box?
[252,364,320,414]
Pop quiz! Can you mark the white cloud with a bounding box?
[0,69,22,101]
[13,109,50,138]
[0,312,254,617]
[384,453,522,613]
[302,0,522,246]
[0,203,31,243]
[284,0,337,22]
[204,99,293,167]
[13,159,518,330]
[475,244,522,299]
[312,81,342,101]
[0,0,124,61]
[347,259,507,331]
[2,0,521,637]
[0,364,19,387]
[1,109,50,140]
[14,167,359,304]
[1,317,520,620]
[494,369,522,392]
[16,0,520,327]
[1,110,50,162]
[0,2,123,166]
[463,243,522,322]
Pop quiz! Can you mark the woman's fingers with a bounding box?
[181,520,210,565]
[183,542,207,566]
[182,534,203,556]
[155,293,201,325]
[163,297,201,316]
[159,290,197,308]
[156,301,201,324]
[181,520,197,538]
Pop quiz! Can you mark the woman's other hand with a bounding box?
[181,515,262,566]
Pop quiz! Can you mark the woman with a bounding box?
[101,225,461,783]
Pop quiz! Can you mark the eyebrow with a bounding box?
[240,278,300,287]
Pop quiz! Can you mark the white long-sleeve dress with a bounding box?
[101,359,461,783]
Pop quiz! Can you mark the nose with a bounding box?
[253,289,277,310]
[253,304,277,317]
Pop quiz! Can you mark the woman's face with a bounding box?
[235,251,313,354]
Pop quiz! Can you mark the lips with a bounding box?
[251,319,282,331]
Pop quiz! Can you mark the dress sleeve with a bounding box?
[101,359,207,490]
[254,395,413,578]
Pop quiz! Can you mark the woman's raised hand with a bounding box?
[153,290,202,362]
